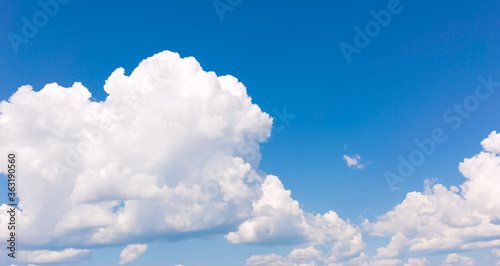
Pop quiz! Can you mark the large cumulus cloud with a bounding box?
[0,51,362,264]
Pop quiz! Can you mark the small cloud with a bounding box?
[343,154,366,169]
[441,253,475,265]
[119,244,148,265]
[18,249,91,264]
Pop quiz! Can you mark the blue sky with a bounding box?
[1,0,500,265]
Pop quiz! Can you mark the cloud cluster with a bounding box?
[0,51,362,264]
[363,131,500,256]
[247,131,500,265]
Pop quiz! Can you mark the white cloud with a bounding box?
[343,154,366,169]
[363,131,500,257]
[225,175,363,257]
[18,249,90,264]
[246,253,285,265]
[367,258,402,266]
[246,251,318,266]
[288,246,324,260]
[245,247,430,266]
[0,51,271,247]
[0,51,363,264]
[119,244,148,265]
[227,175,364,263]
[459,151,500,223]
[482,131,500,154]
[493,249,500,257]
[440,253,474,265]
[373,233,409,260]
[404,257,430,266]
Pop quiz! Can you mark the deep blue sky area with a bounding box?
[1,0,500,265]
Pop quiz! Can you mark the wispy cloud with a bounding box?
[343,154,367,169]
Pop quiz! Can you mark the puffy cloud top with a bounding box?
[482,131,500,154]
[0,51,274,247]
